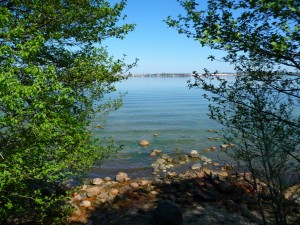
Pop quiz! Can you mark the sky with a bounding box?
[103,0,234,74]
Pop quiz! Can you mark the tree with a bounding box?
[167,0,300,224]
[0,0,135,223]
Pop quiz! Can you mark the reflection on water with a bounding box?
[89,76,233,179]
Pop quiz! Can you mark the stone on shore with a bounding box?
[188,150,200,158]
[79,200,92,208]
[140,140,149,146]
[86,186,102,197]
[92,178,103,185]
[179,154,189,163]
[116,172,130,183]
[130,182,139,188]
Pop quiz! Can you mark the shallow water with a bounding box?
[89,76,232,179]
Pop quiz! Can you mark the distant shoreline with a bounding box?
[126,73,236,77]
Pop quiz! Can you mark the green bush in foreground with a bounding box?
[0,0,135,223]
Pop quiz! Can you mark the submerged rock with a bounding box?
[191,163,201,170]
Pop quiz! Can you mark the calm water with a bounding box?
[89,76,230,179]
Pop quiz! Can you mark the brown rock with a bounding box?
[116,172,130,182]
[86,186,102,197]
[70,206,83,217]
[92,178,103,185]
[130,182,139,188]
[79,200,92,208]
[140,140,149,146]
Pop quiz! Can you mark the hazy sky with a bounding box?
[104,0,234,74]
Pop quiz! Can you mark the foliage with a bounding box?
[0,0,135,224]
[167,0,300,224]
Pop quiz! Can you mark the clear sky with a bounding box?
[104,0,234,74]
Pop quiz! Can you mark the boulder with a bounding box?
[138,179,151,186]
[79,200,92,208]
[109,188,119,197]
[178,154,189,162]
[153,200,183,225]
[188,150,200,158]
[104,176,112,182]
[130,182,139,188]
[153,134,158,137]
[86,186,102,197]
[116,172,130,183]
[140,140,149,146]
[92,178,103,185]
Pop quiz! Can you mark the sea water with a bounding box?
[89,76,232,179]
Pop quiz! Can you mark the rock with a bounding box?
[151,191,159,195]
[79,200,92,208]
[70,206,82,217]
[284,184,300,203]
[161,154,169,160]
[220,144,229,149]
[213,162,220,167]
[103,176,112,182]
[92,178,103,185]
[154,149,163,153]
[152,163,160,169]
[138,179,151,186]
[86,186,102,197]
[130,182,139,188]
[150,152,156,156]
[96,124,104,129]
[116,172,130,182]
[154,134,158,137]
[81,185,87,191]
[109,188,119,197]
[140,140,149,146]
[159,165,166,170]
[179,154,189,162]
[72,194,82,202]
[188,150,200,158]
[208,129,213,132]
[153,200,183,225]
[156,158,165,165]
[151,149,163,156]
[191,163,201,170]
[210,146,217,151]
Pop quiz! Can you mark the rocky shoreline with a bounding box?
[68,149,300,225]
